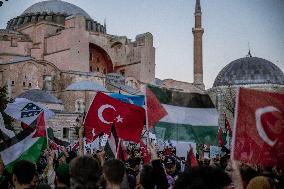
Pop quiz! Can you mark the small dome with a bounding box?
[17,89,62,104]
[66,80,108,92]
[21,0,91,19]
[213,57,284,87]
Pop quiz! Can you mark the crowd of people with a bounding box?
[0,136,284,189]
[0,125,282,189]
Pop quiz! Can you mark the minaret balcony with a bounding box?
[192,28,204,34]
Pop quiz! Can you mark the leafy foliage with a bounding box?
[0,85,14,131]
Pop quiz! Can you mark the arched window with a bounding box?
[75,98,85,113]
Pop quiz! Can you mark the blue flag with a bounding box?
[109,93,145,107]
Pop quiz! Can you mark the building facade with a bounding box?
[0,0,155,141]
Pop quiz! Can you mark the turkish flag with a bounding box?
[84,92,145,143]
[146,87,168,128]
[232,88,284,169]
[140,140,151,164]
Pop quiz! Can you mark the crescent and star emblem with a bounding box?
[255,106,280,147]
[98,104,123,125]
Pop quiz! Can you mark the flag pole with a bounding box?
[144,84,150,147]
[115,138,121,159]
[45,117,49,150]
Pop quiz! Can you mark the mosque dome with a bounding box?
[17,89,62,104]
[6,0,107,33]
[213,56,284,87]
[21,0,91,19]
[66,80,108,92]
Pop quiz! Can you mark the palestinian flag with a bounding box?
[148,84,219,145]
[105,124,128,161]
[0,127,46,172]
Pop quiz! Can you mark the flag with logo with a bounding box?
[148,84,219,145]
[84,92,145,143]
[4,98,54,125]
[0,127,47,172]
[232,88,284,168]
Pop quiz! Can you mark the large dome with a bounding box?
[17,89,62,104]
[213,57,284,87]
[21,0,91,19]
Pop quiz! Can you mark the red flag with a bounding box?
[233,88,284,169]
[187,147,198,167]
[140,140,151,164]
[217,127,224,146]
[21,122,29,130]
[84,92,145,143]
[71,141,79,152]
[33,112,46,138]
[116,139,128,161]
[224,112,232,136]
[146,87,168,128]
[49,140,60,150]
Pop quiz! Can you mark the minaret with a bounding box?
[192,0,205,90]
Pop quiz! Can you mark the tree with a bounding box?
[0,85,14,131]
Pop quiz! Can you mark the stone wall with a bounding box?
[162,79,204,93]
[47,112,81,142]
[0,40,32,57]
[0,60,58,98]
[4,13,156,85]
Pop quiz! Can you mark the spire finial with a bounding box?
[104,18,107,33]
[247,42,252,57]
[195,0,201,13]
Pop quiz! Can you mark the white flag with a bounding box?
[0,112,15,138]
[4,98,54,125]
